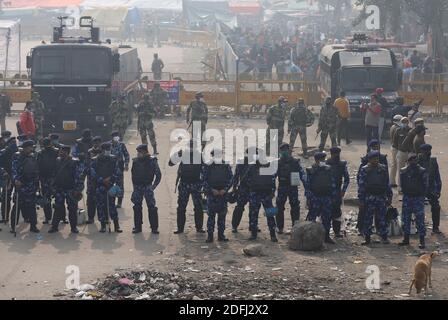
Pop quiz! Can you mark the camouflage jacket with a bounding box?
[318,105,338,132]
[187,100,208,123]
[267,104,286,128]
[137,101,155,129]
[109,100,129,124]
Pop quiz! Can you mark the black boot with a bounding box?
[248,231,257,241]
[100,222,107,233]
[132,226,142,234]
[71,227,79,234]
[218,232,229,242]
[432,226,442,235]
[86,219,94,224]
[152,144,158,155]
[48,227,59,233]
[270,230,278,243]
[29,225,40,233]
[325,233,335,244]
[381,236,390,244]
[361,235,371,246]
[333,221,343,238]
[196,228,206,233]
[399,234,410,246]
[173,229,184,234]
[114,219,123,233]
[206,233,214,243]
[419,235,425,249]
[116,198,123,209]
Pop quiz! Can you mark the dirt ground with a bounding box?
[1,41,447,300]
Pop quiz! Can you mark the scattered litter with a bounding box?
[353,260,363,264]
[79,284,95,291]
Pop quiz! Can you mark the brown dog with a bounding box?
[409,251,438,295]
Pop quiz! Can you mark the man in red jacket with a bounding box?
[19,102,36,140]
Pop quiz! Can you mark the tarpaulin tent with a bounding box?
[183,0,237,28]
[81,7,129,30]
[0,20,21,77]
[2,0,83,9]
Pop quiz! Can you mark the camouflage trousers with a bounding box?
[139,124,157,147]
[289,127,307,154]
[402,195,426,236]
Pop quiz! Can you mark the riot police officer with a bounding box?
[186,92,208,139]
[266,97,287,151]
[418,144,442,234]
[399,153,428,249]
[202,150,233,243]
[73,129,93,167]
[48,145,84,234]
[170,140,205,234]
[131,144,161,234]
[288,98,311,157]
[37,137,58,224]
[276,143,306,234]
[358,151,392,245]
[86,136,102,224]
[0,135,17,223]
[247,152,278,242]
[90,143,122,233]
[110,131,130,208]
[137,93,158,154]
[305,152,336,244]
[11,140,40,233]
[326,147,350,238]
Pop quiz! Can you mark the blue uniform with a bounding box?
[90,154,121,223]
[276,156,306,231]
[305,164,337,232]
[0,142,17,222]
[418,155,442,230]
[11,152,39,229]
[51,157,85,229]
[87,147,102,221]
[202,163,233,235]
[247,163,277,235]
[326,158,350,233]
[358,164,393,237]
[37,146,59,222]
[400,164,428,237]
[231,162,251,230]
[110,141,130,202]
[131,155,161,231]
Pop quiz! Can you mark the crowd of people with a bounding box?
[0,90,442,251]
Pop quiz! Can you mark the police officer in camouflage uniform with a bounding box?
[418,144,442,234]
[247,153,278,242]
[317,97,338,152]
[358,151,392,245]
[37,137,59,224]
[399,153,428,249]
[90,143,122,233]
[137,93,158,154]
[131,144,162,234]
[151,82,168,116]
[288,98,309,157]
[202,150,233,243]
[11,140,40,233]
[266,97,287,151]
[326,147,350,238]
[86,136,102,223]
[276,143,306,234]
[110,131,130,208]
[109,95,129,138]
[305,152,337,244]
[170,140,205,234]
[48,145,85,234]
[31,92,45,141]
[186,92,208,139]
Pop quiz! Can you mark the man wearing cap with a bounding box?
[0,134,17,223]
[389,115,403,187]
[408,102,422,128]
[305,152,337,244]
[326,147,350,238]
[73,129,93,166]
[90,143,122,233]
[202,150,233,243]
[11,140,40,233]
[361,94,381,147]
[418,144,442,234]
[317,97,338,152]
[131,144,162,234]
[276,143,306,234]
[401,119,425,154]
[288,98,309,157]
[358,151,393,245]
[170,140,205,234]
[399,153,428,249]
[186,92,208,139]
[48,145,84,234]
[86,136,102,223]
[246,150,278,242]
[413,125,426,154]
[137,93,158,154]
[110,131,130,209]
[37,137,59,224]
[150,82,168,117]
[109,95,129,138]
[266,97,288,151]
[394,117,411,190]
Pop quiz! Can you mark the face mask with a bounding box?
[104,150,111,156]
[280,151,289,158]
[113,136,120,143]
[318,162,326,167]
